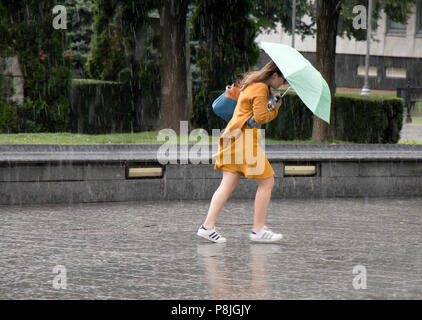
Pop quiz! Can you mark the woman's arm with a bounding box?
[251,90,280,125]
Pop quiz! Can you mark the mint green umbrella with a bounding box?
[261,41,331,124]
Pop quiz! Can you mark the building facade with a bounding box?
[255,1,422,91]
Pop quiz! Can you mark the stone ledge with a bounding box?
[0,144,421,163]
[1,144,421,204]
[1,176,421,205]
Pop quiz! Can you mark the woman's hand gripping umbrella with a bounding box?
[260,41,331,124]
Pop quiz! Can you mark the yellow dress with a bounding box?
[212,82,279,179]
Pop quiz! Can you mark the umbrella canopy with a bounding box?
[260,41,331,124]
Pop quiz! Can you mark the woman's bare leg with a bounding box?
[203,170,241,228]
[253,175,275,230]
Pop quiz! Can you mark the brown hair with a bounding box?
[237,60,283,93]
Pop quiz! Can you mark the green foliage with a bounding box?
[192,0,260,88]
[253,0,315,38]
[334,95,403,143]
[191,0,260,132]
[253,0,416,41]
[85,0,126,80]
[266,93,404,143]
[0,0,72,133]
[69,79,133,134]
[266,93,314,140]
[86,0,159,81]
[0,100,18,133]
[86,0,161,131]
[382,0,417,23]
[0,73,14,101]
[63,0,95,77]
[0,97,70,133]
[337,0,415,41]
[192,86,229,133]
[193,89,404,143]
[337,0,380,41]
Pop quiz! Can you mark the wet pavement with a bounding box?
[0,197,421,299]
[400,123,422,141]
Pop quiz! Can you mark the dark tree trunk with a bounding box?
[159,0,190,133]
[312,0,340,142]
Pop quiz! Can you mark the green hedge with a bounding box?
[0,97,70,133]
[69,79,133,134]
[266,93,314,140]
[0,80,132,134]
[269,93,403,143]
[0,79,152,134]
[192,91,404,144]
[333,94,403,143]
[1,83,404,143]
[0,1,73,133]
[191,87,229,133]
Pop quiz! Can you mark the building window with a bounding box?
[417,0,422,34]
[385,67,407,79]
[357,65,378,77]
[386,16,407,34]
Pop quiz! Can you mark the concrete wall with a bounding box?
[0,144,421,205]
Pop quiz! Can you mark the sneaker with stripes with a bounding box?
[197,225,227,243]
[250,226,283,242]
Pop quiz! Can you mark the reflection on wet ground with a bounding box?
[0,197,421,299]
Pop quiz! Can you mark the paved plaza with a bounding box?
[400,123,422,141]
[0,196,421,300]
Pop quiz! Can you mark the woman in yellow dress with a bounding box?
[197,60,286,243]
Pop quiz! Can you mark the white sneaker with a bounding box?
[197,225,227,243]
[250,226,283,243]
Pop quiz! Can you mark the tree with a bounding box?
[86,0,127,80]
[158,0,190,133]
[312,0,415,142]
[87,0,190,133]
[0,0,72,132]
[64,0,95,78]
[254,0,415,142]
[190,0,260,132]
[253,0,314,37]
[86,0,161,132]
[312,0,340,142]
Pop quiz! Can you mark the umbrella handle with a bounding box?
[273,86,292,103]
[280,86,292,99]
